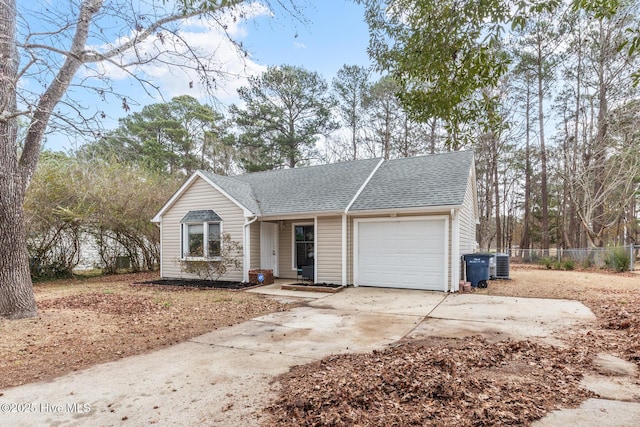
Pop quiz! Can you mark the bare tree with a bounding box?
[569,142,640,247]
[332,65,371,160]
[0,0,296,319]
[554,2,640,248]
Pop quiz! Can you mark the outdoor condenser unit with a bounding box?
[488,255,497,279]
[494,253,511,279]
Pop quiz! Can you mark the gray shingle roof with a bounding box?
[198,151,473,216]
[200,171,262,215]
[348,151,474,211]
[180,209,222,223]
[232,157,381,215]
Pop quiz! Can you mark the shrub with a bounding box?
[30,258,73,280]
[180,234,243,281]
[539,257,555,269]
[539,257,575,271]
[562,258,575,271]
[604,247,630,272]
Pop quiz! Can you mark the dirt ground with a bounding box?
[481,265,640,363]
[265,265,640,426]
[0,272,288,389]
[1,266,639,426]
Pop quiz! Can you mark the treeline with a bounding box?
[28,1,640,276]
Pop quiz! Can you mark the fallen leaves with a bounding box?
[575,289,640,365]
[0,273,288,389]
[265,337,594,426]
[265,266,640,426]
[38,293,162,315]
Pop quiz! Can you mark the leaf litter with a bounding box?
[264,266,640,426]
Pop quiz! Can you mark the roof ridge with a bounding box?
[345,158,385,213]
[230,157,382,178]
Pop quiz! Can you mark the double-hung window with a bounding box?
[181,210,222,260]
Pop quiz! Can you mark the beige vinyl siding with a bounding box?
[459,174,477,255]
[250,222,260,269]
[277,219,319,279]
[316,216,342,284]
[160,176,245,281]
[277,220,295,279]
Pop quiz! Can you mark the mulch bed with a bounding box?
[286,283,342,288]
[135,279,257,290]
[281,283,344,293]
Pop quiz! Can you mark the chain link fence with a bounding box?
[507,245,638,271]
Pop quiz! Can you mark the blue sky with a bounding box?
[246,1,373,78]
[41,0,373,152]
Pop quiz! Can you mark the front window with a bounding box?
[187,224,204,257]
[208,222,221,258]
[294,224,314,269]
[180,210,223,260]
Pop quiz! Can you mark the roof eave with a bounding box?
[151,171,256,223]
[347,204,463,216]
[151,172,201,223]
[258,209,346,221]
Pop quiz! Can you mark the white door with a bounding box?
[260,222,279,276]
[355,218,447,291]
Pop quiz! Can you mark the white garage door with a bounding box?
[356,218,447,291]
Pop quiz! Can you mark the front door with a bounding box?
[260,222,279,276]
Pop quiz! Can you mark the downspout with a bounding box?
[158,221,163,278]
[341,214,347,286]
[451,208,460,292]
[243,216,258,282]
[314,216,318,283]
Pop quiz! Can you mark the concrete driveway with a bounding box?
[1,286,638,426]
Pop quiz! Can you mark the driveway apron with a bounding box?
[0,288,439,426]
[3,287,637,427]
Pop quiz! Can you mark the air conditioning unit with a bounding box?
[494,253,510,279]
[488,255,497,279]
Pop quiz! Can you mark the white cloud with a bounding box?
[85,2,271,105]
[293,41,306,49]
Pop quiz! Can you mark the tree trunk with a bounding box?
[567,20,583,249]
[537,35,550,252]
[0,183,36,319]
[351,92,358,160]
[1,0,102,318]
[520,82,532,254]
[383,106,391,160]
[0,0,37,319]
[493,137,502,253]
[592,25,609,248]
[429,117,437,154]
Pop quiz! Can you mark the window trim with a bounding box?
[291,222,314,271]
[181,221,223,261]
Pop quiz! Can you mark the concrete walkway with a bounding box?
[1,286,638,426]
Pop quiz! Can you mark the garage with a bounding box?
[354,217,448,291]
